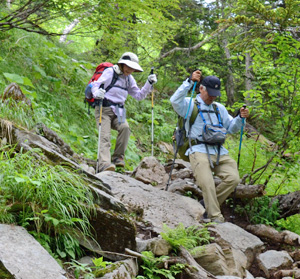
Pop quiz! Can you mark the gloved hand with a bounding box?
[93,88,106,99]
[148,74,157,85]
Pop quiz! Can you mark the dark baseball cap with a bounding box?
[202,76,221,97]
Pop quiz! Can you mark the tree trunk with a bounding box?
[232,183,266,199]
[245,52,253,106]
[272,191,300,219]
[59,7,95,43]
[222,37,235,106]
[245,52,253,92]
[219,0,235,107]
[246,224,300,246]
[59,19,81,43]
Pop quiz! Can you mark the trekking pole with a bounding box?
[165,81,197,191]
[237,105,247,169]
[150,67,154,156]
[230,104,247,219]
[95,84,105,173]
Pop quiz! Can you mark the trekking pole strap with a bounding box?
[237,105,247,168]
[184,82,197,119]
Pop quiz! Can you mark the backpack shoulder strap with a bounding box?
[212,102,223,125]
[190,99,198,125]
[104,67,119,92]
[212,102,218,115]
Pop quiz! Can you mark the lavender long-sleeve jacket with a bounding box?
[91,67,153,117]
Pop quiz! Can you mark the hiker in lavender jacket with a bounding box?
[91,52,157,172]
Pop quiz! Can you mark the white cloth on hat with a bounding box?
[113,64,122,75]
[118,52,143,72]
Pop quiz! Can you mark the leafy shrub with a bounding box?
[136,251,185,279]
[236,196,281,226]
[160,223,213,252]
[276,214,300,235]
[66,257,112,279]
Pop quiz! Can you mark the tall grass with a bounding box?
[0,146,96,259]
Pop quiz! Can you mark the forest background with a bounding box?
[0,0,300,269]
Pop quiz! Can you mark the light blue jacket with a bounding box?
[170,79,245,156]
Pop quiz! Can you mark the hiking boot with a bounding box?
[211,216,225,224]
[113,158,125,167]
[199,199,208,219]
[202,217,225,224]
[202,218,212,223]
[100,163,116,172]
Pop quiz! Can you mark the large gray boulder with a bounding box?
[257,250,294,278]
[192,242,247,277]
[0,224,67,279]
[95,259,138,279]
[96,171,205,233]
[210,222,264,268]
[132,156,169,187]
[89,207,137,261]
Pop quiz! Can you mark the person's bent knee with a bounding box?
[119,122,130,133]
[227,172,240,188]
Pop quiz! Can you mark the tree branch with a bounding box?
[160,25,229,59]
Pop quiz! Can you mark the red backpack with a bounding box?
[84,62,119,108]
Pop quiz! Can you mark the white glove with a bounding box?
[93,88,106,99]
[148,74,157,85]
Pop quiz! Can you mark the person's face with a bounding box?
[122,64,135,76]
[199,86,217,105]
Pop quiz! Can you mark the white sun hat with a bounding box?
[117,52,143,72]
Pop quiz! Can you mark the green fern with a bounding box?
[137,251,185,279]
[160,223,214,252]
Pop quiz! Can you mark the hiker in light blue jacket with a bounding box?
[170,70,249,223]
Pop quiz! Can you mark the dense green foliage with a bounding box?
[235,196,281,226]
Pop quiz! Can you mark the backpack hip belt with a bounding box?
[193,139,221,146]
[102,98,124,108]
[101,98,126,124]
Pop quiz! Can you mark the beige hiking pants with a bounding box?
[189,152,240,220]
[95,106,130,168]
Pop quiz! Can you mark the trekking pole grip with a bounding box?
[241,104,246,122]
[98,84,105,105]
